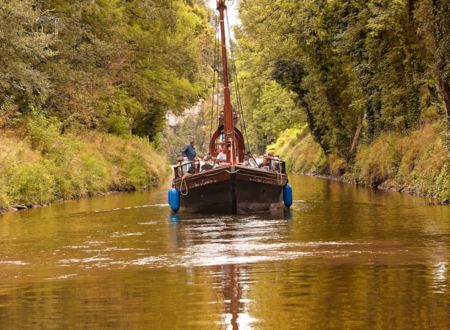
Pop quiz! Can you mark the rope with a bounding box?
[180,175,189,196]
[209,17,219,140]
[225,9,251,153]
[215,13,221,129]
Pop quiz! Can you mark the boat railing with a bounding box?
[173,161,200,179]
[172,156,287,179]
[264,157,287,174]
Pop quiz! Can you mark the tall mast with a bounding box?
[217,0,235,164]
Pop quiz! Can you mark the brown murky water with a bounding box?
[0,175,449,329]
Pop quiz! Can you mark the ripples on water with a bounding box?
[0,175,449,329]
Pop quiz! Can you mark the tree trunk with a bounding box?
[438,79,450,128]
[350,122,363,154]
[350,110,367,154]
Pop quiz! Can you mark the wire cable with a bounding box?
[225,8,251,153]
[209,17,219,140]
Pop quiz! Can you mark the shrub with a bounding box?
[7,161,56,205]
[271,123,449,200]
[0,123,169,208]
[353,133,403,185]
[27,111,62,154]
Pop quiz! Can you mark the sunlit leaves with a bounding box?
[237,0,448,159]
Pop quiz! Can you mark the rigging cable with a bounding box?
[225,8,251,154]
[215,15,220,133]
[209,16,219,141]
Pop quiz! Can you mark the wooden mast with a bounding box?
[217,0,236,164]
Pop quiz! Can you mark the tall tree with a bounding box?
[236,0,449,159]
[0,0,55,112]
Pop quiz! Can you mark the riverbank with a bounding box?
[269,123,449,203]
[0,115,169,215]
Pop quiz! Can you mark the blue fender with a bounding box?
[283,183,293,208]
[168,188,180,213]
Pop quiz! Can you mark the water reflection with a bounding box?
[220,265,258,330]
[169,215,286,329]
[431,262,448,293]
[0,175,449,329]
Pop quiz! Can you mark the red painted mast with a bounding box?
[217,0,236,164]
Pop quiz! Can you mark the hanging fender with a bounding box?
[168,188,180,213]
[283,183,293,208]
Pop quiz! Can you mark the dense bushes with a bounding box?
[353,124,449,199]
[0,114,168,208]
[272,124,449,201]
[0,0,211,209]
[268,126,327,174]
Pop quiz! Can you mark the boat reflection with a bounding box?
[220,264,257,329]
[167,214,291,328]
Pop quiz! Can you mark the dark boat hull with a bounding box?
[172,165,287,214]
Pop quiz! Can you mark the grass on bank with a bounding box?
[0,114,168,208]
[268,125,328,174]
[269,123,449,201]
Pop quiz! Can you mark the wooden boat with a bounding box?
[169,0,291,214]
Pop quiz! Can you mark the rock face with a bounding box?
[166,100,204,129]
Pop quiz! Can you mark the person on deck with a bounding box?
[181,140,196,161]
[245,152,258,168]
[217,148,227,162]
[258,156,270,170]
[201,154,213,171]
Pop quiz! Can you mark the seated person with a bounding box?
[201,154,214,171]
[217,148,227,162]
[243,154,250,166]
[252,154,262,167]
[215,148,229,167]
[211,156,219,168]
[258,156,270,170]
[242,152,256,168]
[249,156,258,168]
[201,163,213,171]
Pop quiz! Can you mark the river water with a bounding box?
[0,175,449,329]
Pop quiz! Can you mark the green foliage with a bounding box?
[354,123,449,198]
[27,110,63,152]
[268,125,327,174]
[272,123,449,200]
[0,0,56,109]
[124,154,153,189]
[354,134,404,185]
[1,0,213,140]
[104,87,145,137]
[0,120,168,208]
[0,0,212,206]
[237,0,450,159]
[237,77,304,153]
[7,161,56,205]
